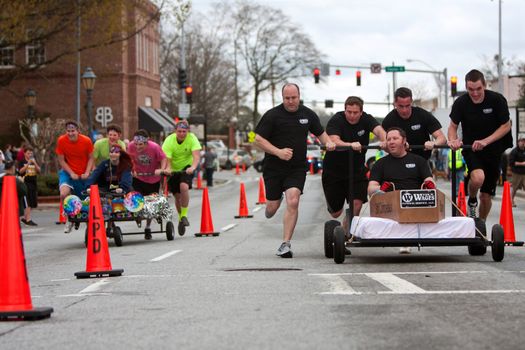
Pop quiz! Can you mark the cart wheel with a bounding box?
[333,226,346,264]
[324,220,340,258]
[166,221,175,241]
[84,228,88,247]
[113,226,123,247]
[468,218,487,256]
[491,224,505,262]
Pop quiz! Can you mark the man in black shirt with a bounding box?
[322,96,386,230]
[383,87,446,160]
[448,69,513,220]
[508,136,525,207]
[255,83,335,258]
[368,127,435,195]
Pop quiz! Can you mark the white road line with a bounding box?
[150,250,182,262]
[51,278,71,282]
[365,273,427,294]
[379,290,525,295]
[309,271,489,277]
[318,274,361,295]
[78,278,111,294]
[58,293,112,297]
[22,228,44,234]
[221,223,238,232]
[253,206,262,213]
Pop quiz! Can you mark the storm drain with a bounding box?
[223,268,303,272]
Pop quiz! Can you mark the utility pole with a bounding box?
[497,0,503,94]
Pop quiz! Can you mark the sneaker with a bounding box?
[64,221,74,234]
[21,218,28,225]
[399,247,411,254]
[178,217,189,236]
[276,242,293,258]
[26,220,38,226]
[144,228,152,240]
[467,200,478,218]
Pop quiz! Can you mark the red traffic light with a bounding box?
[335,69,341,76]
[450,76,458,97]
[313,68,320,84]
[185,86,193,94]
[356,70,361,86]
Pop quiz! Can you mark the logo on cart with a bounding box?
[400,189,437,208]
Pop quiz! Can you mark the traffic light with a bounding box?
[356,70,361,86]
[451,76,458,97]
[313,67,320,84]
[335,69,341,76]
[178,68,187,89]
[325,99,334,108]
[185,85,193,104]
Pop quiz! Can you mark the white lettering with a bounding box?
[405,163,416,168]
[95,107,114,127]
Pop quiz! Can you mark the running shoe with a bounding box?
[178,216,189,236]
[467,200,478,218]
[399,247,412,254]
[64,221,74,234]
[144,227,152,240]
[276,241,293,258]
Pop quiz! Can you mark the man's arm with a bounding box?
[372,125,387,149]
[317,132,336,151]
[186,149,201,174]
[57,154,79,180]
[447,121,462,151]
[426,129,447,150]
[368,180,381,196]
[82,153,94,180]
[472,120,511,151]
[254,134,292,161]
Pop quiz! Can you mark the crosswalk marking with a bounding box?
[365,273,426,294]
[318,275,361,295]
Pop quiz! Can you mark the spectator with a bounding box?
[203,147,217,187]
[4,144,13,162]
[0,148,4,174]
[0,161,27,218]
[509,136,525,207]
[18,147,41,226]
[447,148,466,195]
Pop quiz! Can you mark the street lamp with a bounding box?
[82,67,97,138]
[406,59,448,108]
[24,88,37,136]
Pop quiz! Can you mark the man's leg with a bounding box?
[265,199,282,219]
[282,187,301,242]
[479,192,492,220]
[467,169,484,217]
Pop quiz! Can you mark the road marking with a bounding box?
[318,275,361,295]
[365,273,426,294]
[221,223,238,232]
[78,278,111,294]
[58,293,112,297]
[22,228,44,234]
[150,250,182,262]
[51,278,71,282]
[379,290,525,295]
[253,206,262,213]
[309,271,489,277]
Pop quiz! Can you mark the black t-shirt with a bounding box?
[323,111,379,175]
[382,106,441,159]
[18,159,37,184]
[509,147,525,174]
[255,103,324,170]
[450,90,513,154]
[369,152,432,190]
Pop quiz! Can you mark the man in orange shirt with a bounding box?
[55,121,94,232]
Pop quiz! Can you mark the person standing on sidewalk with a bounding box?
[255,83,335,258]
[202,146,217,187]
[18,147,41,226]
[509,136,525,207]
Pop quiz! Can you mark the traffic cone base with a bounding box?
[195,232,220,237]
[235,214,254,219]
[0,306,54,321]
[0,176,53,321]
[196,188,220,237]
[75,185,123,279]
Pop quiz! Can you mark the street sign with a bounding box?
[370,63,382,73]
[385,66,405,72]
[178,103,191,119]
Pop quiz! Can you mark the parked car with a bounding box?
[207,139,226,151]
[217,149,252,170]
[306,144,323,173]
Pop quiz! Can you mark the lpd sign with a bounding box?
[400,189,437,208]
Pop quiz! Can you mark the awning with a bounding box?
[138,107,176,133]
[155,109,177,126]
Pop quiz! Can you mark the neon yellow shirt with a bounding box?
[162,132,201,171]
[93,138,126,165]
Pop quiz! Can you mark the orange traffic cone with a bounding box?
[235,163,240,175]
[0,176,53,320]
[75,185,124,278]
[500,181,523,246]
[309,158,314,175]
[235,182,253,218]
[196,171,203,190]
[456,181,466,217]
[256,177,266,205]
[242,163,246,172]
[195,188,220,237]
[55,201,67,224]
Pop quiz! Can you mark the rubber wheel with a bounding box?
[333,226,346,264]
[468,218,487,256]
[166,221,175,241]
[113,226,123,247]
[491,224,505,262]
[324,220,340,258]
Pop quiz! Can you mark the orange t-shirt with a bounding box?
[55,134,94,175]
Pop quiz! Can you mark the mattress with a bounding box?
[350,216,476,239]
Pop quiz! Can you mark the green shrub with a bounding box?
[37,174,59,196]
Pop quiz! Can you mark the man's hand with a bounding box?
[380,181,394,192]
[277,148,293,161]
[70,173,80,180]
[154,169,163,176]
[186,166,195,175]
[350,142,362,152]
[81,172,90,180]
[115,188,123,194]
[424,141,435,151]
[447,139,462,151]
[422,180,436,190]
[472,139,488,152]
[379,141,387,150]
[325,141,336,151]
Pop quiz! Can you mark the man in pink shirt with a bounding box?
[127,129,168,239]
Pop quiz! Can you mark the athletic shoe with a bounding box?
[178,217,189,236]
[399,247,411,254]
[467,200,478,218]
[26,220,38,226]
[144,228,152,240]
[64,221,74,234]
[276,242,293,258]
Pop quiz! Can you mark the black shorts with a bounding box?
[25,181,38,208]
[322,169,368,214]
[263,167,306,201]
[168,169,193,194]
[462,150,501,196]
[132,177,160,196]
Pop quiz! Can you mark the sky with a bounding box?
[190,0,525,117]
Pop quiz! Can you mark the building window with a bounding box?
[0,45,14,68]
[145,96,152,107]
[26,30,45,66]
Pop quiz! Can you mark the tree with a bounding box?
[225,0,323,125]
[0,0,165,88]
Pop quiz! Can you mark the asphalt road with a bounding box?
[2,169,525,349]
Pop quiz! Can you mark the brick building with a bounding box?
[0,1,174,145]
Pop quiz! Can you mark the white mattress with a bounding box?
[350,216,476,239]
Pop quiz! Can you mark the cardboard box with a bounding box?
[370,189,445,223]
